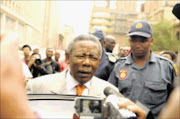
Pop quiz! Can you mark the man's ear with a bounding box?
[150,38,154,46]
[65,53,70,64]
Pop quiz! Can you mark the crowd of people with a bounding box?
[1,7,180,119]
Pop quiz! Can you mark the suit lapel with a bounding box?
[89,77,102,97]
[50,70,68,94]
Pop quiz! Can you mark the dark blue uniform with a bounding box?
[108,52,176,119]
[95,49,117,81]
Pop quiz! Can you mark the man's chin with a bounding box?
[135,54,146,59]
[77,77,92,84]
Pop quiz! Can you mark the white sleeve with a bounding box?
[22,62,33,79]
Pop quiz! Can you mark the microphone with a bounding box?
[104,87,137,119]
[104,86,124,97]
[172,3,180,20]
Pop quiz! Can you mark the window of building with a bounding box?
[17,22,25,42]
[5,16,15,32]
[109,0,116,9]
[95,1,107,7]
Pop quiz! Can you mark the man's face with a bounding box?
[105,39,116,52]
[67,40,101,84]
[55,52,60,61]
[129,36,153,59]
[161,54,172,61]
[33,49,39,53]
[23,47,31,56]
[46,49,53,58]
[119,47,129,57]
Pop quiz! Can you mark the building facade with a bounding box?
[89,0,139,48]
[0,1,72,51]
[140,0,179,40]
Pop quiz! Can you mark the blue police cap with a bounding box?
[127,20,153,38]
[89,29,105,40]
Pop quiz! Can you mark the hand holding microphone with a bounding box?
[104,87,147,119]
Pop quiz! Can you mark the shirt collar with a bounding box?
[66,70,91,91]
[125,51,156,64]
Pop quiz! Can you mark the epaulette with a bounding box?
[106,52,118,63]
[157,55,178,76]
[158,55,174,64]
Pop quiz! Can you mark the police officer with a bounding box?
[89,29,117,81]
[108,20,176,119]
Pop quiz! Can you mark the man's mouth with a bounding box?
[78,71,91,74]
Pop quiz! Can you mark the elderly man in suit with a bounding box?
[26,34,118,98]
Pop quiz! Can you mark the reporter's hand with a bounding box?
[117,97,146,119]
[0,33,36,118]
[28,57,35,68]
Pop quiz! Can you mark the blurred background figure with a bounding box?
[160,51,177,63]
[22,44,31,65]
[42,48,60,73]
[54,50,61,62]
[28,53,53,78]
[54,50,62,72]
[118,46,130,58]
[59,50,69,71]
[104,35,116,53]
[22,62,33,80]
[160,51,178,76]
[89,29,118,81]
[32,45,40,54]
[89,28,105,48]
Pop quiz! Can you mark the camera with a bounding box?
[75,97,104,118]
[74,97,137,119]
[35,58,42,65]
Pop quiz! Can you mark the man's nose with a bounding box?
[82,57,91,66]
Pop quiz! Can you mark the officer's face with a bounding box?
[105,39,116,52]
[67,40,101,84]
[129,36,153,59]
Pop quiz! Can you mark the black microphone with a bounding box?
[104,86,124,97]
[172,3,180,20]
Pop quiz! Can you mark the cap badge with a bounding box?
[136,23,143,29]
[119,70,128,80]
[90,29,96,34]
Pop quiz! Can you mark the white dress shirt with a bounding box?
[66,70,90,96]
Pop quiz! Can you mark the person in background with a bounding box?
[32,45,40,54]
[89,29,118,81]
[104,35,116,53]
[160,51,179,76]
[42,48,60,73]
[54,50,62,72]
[22,62,33,80]
[22,44,31,65]
[28,53,53,78]
[108,20,176,119]
[59,49,69,71]
[160,51,177,62]
[118,46,131,58]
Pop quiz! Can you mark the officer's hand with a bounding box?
[117,97,146,119]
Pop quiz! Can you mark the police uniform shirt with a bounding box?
[108,52,176,119]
